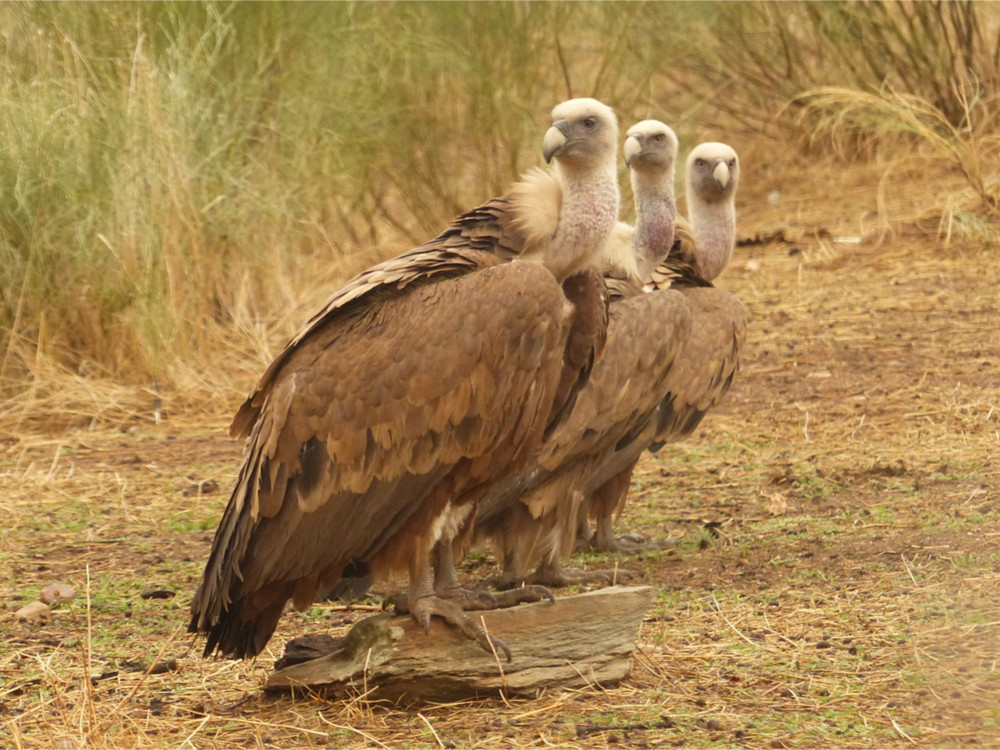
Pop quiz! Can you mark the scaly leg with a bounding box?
[434,539,553,609]
[407,550,513,661]
[525,549,631,588]
[584,465,675,552]
[593,512,677,552]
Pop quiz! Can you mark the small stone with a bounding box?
[706,719,724,731]
[140,589,176,600]
[148,659,179,675]
[816,640,833,649]
[40,583,77,604]
[182,480,219,497]
[15,601,51,622]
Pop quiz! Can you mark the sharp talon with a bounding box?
[490,635,512,662]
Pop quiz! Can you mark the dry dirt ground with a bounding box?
[1,164,998,748]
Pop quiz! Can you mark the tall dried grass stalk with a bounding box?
[694,1,1000,135]
[796,85,1000,215]
[0,2,664,424]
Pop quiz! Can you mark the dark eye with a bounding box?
[728,158,736,168]
[652,134,665,144]
[583,116,597,129]
[695,158,707,168]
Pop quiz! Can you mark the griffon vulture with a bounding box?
[470,121,692,587]
[578,141,747,553]
[188,98,620,660]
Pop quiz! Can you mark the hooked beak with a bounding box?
[543,118,571,163]
[623,134,642,167]
[713,160,731,189]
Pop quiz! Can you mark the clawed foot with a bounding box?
[592,531,679,553]
[490,584,555,607]
[489,561,631,589]
[391,584,498,613]
[387,584,554,661]
[409,595,512,661]
[437,585,502,611]
[526,564,632,588]
[589,516,680,553]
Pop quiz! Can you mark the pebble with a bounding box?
[40,583,77,604]
[15,601,51,622]
[140,589,176,600]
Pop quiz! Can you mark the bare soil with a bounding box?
[1,175,998,747]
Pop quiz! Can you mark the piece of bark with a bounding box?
[266,585,654,702]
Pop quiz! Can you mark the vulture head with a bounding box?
[543,98,619,178]
[685,142,740,281]
[686,142,739,205]
[623,119,679,172]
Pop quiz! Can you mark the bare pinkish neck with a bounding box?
[547,161,621,280]
[631,169,676,279]
[690,196,735,282]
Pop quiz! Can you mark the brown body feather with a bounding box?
[582,141,746,551]
[473,283,692,578]
[192,232,601,658]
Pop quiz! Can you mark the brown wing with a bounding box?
[648,288,746,446]
[192,261,572,658]
[541,289,692,469]
[542,267,610,439]
[583,286,746,501]
[231,194,534,439]
[646,216,707,291]
[475,288,692,532]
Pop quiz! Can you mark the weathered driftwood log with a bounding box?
[266,585,655,702]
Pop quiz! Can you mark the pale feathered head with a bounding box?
[686,142,739,204]
[621,120,679,280]
[623,120,679,172]
[510,98,621,280]
[542,98,619,176]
